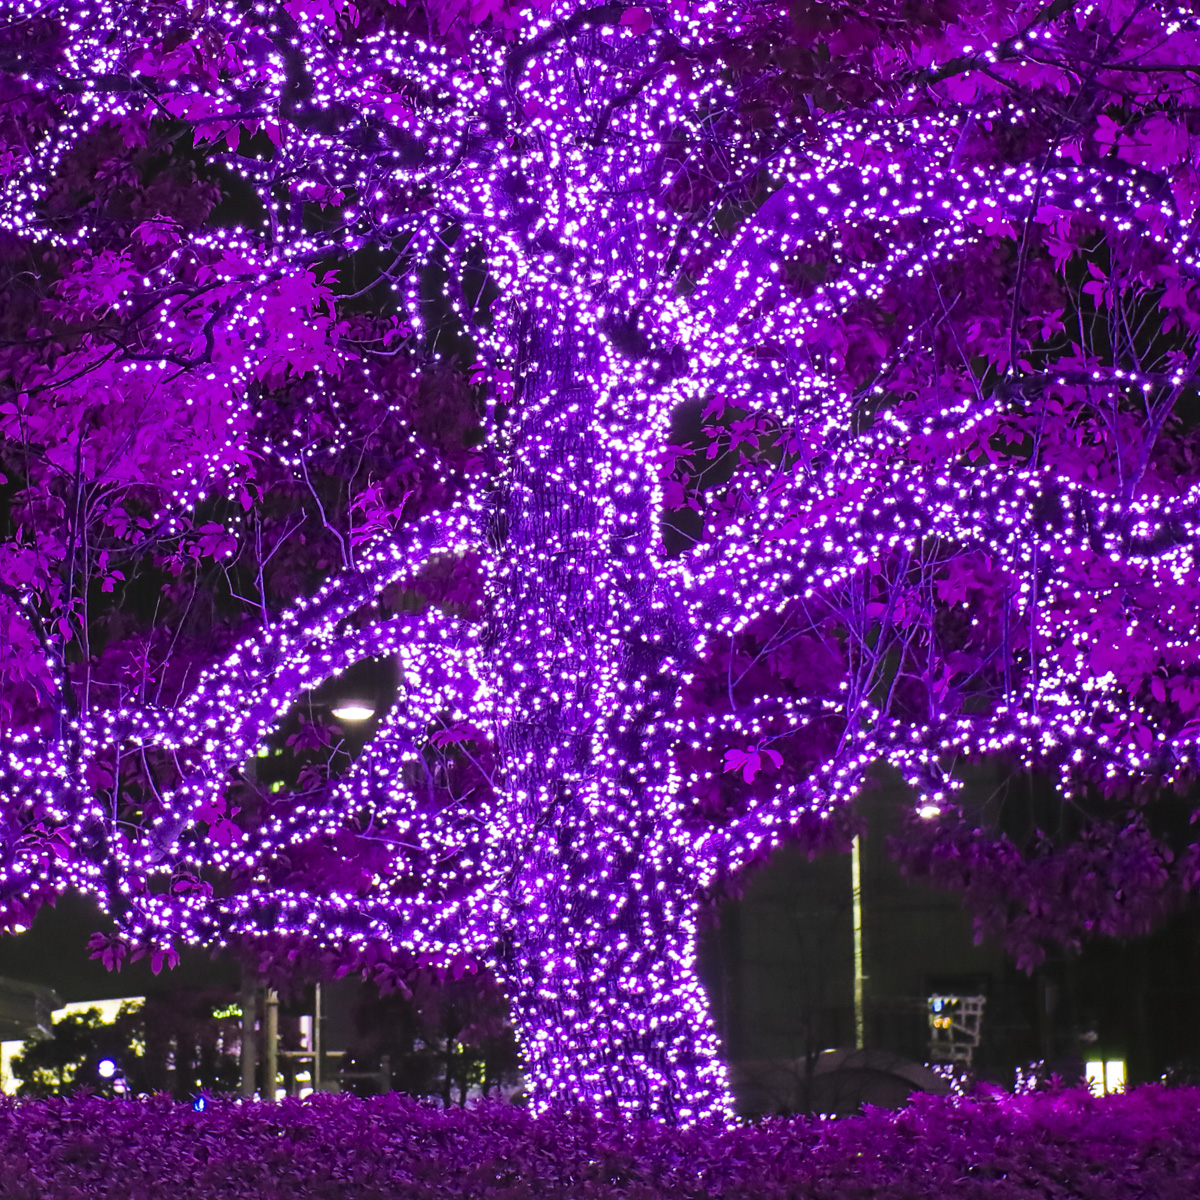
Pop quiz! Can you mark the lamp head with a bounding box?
[330,702,375,721]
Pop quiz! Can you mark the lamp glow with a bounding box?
[330,704,376,722]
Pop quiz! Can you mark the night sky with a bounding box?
[0,893,239,1004]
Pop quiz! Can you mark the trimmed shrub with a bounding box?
[1,1084,1198,1199]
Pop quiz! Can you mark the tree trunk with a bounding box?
[488,304,732,1119]
[502,867,732,1121]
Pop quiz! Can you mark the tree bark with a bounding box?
[502,867,731,1121]
[487,303,732,1119]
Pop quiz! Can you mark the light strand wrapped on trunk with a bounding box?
[0,0,1199,1120]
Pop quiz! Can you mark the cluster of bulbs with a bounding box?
[0,0,1198,1120]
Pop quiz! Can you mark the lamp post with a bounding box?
[260,685,377,1099]
[264,988,279,1100]
[851,835,865,1051]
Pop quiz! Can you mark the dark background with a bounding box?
[5,767,1200,1095]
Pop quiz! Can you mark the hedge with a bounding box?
[1,1084,1198,1198]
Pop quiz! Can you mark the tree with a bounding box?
[338,967,521,1105]
[117,989,244,1098]
[11,1007,116,1097]
[11,995,244,1098]
[1,0,1200,1122]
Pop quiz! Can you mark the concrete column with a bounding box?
[264,989,279,1100]
[313,982,322,1091]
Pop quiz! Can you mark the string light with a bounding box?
[0,0,1198,1124]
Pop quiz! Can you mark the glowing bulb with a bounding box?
[331,703,375,721]
[97,1058,117,1079]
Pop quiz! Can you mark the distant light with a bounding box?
[97,1059,117,1079]
[917,804,941,819]
[331,703,375,721]
[10,924,27,934]
[1086,1058,1126,1096]
[193,1095,207,1111]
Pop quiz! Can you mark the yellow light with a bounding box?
[1086,1059,1125,1095]
[1105,1059,1125,1093]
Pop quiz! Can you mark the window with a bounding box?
[1085,1059,1125,1096]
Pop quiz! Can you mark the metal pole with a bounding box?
[240,973,257,1099]
[265,988,279,1100]
[851,834,865,1050]
[313,982,322,1092]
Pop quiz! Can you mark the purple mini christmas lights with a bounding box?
[0,0,1199,1122]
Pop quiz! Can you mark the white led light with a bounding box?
[330,704,376,722]
[0,0,1195,1129]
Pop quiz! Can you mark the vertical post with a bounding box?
[851,834,865,1050]
[265,988,279,1101]
[240,973,257,1099]
[313,982,322,1092]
